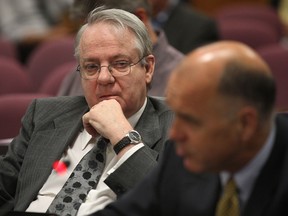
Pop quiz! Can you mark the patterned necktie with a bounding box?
[216,178,240,216]
[47,137,108,216]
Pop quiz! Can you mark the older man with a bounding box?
[91,41,288,216]
[58,0,184,97]
[0,8,173,216]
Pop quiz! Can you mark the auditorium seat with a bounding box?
[0,93,51,139]
[0,57,32,94]
[257,44,288,111]
[26,37,76,91]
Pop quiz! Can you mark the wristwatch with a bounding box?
[113,130,142,154]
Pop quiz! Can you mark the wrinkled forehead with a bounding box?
[85,21,132,38]
[80,22,138,54]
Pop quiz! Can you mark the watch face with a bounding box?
[129,130,141,142]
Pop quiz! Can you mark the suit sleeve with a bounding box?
[91,141,175,216]
[104,146,158,196]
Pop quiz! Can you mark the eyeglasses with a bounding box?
[77,56,147,80]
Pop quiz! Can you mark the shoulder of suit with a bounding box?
[147,96,172,114]
[36,95,86,104]
[33,96,88,112]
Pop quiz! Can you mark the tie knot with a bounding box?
[216,177,240,216]
[224,178,238,194]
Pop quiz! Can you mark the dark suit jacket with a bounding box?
[0,96,174,213]
[93,113,288,216]
[163,3,219,54]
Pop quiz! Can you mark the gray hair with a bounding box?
[218,60,276,121]
[74,7,152,61]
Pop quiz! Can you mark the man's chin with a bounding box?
[182,157,204,173]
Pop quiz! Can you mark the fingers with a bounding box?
[82,99,132,141]
[82,113,99,137]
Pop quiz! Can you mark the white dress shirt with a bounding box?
[26,99,147,215]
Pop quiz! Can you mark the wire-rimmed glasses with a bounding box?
[77,56,147,80]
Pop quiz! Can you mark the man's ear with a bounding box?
[145,55,155,84]
[238,106,258,142]
[134,8,149,23]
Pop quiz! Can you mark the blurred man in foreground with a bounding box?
[91,41,288,216]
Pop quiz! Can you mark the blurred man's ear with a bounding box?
[238,106,258,142]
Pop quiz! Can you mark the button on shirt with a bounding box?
[26,99,147,215]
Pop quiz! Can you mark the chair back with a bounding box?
[257,44,288,111]
[0,58,32,94]
[0,93,50,139]
[218,19,280,49]
[26,37,76,91]
[39,61,77,96]
[0,37,18,59]
[216,3,284,38]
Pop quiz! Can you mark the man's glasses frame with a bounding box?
[77,56,147,80]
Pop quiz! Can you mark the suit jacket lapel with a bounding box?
[16,100,88,210]
[134,98,161,149]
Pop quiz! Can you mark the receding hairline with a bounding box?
[74,7,153,61]
[172,41,271,81]
[167,41,275,120]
